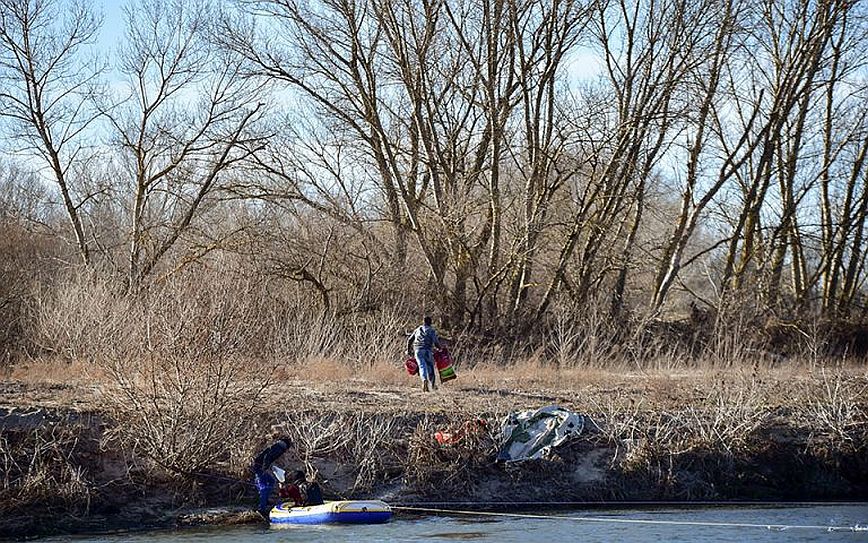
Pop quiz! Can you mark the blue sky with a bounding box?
[94,0,126,56]
[90,0,603,80]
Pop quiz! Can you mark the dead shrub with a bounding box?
[682,378,770,454]
[588,375,771,495]
[403,416,497,497]
[100,353,268,481]
[800,367,867,450]
[274,412,404,495]
[0,419,93,516]
[0,173,63,365]
[545,298,619,368]
[92,277,273,483]
[34,273,135,363]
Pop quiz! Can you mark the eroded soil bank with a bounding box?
[1,372,866,540]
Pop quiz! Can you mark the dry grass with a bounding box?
[0,419,93,516]
[287,356,356,381]
[7,350,865,420]
[6,357,106,384]
[799,367,868,449]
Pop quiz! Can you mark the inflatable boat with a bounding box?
[270,500,392,525]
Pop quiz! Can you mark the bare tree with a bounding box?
[500,0,587,316]
[719,0,851,296]
[0,0,103,266]
[220,0,416,270]
[534,0,712,318]
[812,7,868,316]
[105,0,266,290]
[223,0,592,325]
[211,0,868,330]
[649,0,749,311]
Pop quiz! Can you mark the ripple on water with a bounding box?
[424,531,489,540]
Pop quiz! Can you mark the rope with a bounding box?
[392,505,867,533]
[395,500,868,508]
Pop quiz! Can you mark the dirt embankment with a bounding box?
[1,372,867,540]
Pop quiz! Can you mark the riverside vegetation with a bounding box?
[0,274,866,539]
[1,0,867,539]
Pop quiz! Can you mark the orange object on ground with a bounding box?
[434,419,487,446]
[434,431,456,445]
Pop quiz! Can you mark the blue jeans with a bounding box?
[254,471,276,513]
[415,349,435,383]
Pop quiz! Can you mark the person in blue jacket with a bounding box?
[250,437,292,519]
[407,316,442,392]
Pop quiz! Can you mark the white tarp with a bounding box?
[497,405,585,462]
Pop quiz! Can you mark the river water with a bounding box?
[51,505,867,542]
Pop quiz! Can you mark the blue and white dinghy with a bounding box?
[269,500,392,525]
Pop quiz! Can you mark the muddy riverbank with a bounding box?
[1,369,866,540]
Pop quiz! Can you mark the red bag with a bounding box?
[433,349,453,370]
[434,349,457,381]
[404,356,418,376]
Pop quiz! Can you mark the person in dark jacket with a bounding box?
[250,437,292,518]
[407,316,442,392]
[294,470,324,506]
